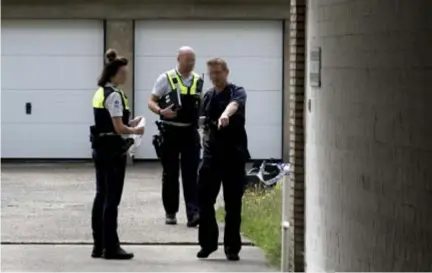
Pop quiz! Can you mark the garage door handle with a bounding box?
[25,102,32,115]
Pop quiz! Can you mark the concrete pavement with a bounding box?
[1,245,272,272]
[1,163,274,272]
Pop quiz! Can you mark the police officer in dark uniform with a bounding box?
[148,46,203,227]
[197,58,249,261]
[90,49,144,260]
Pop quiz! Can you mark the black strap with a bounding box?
[103,86,126,109]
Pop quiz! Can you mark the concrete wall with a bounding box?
[105,20,134,112]
[305,0,432,271]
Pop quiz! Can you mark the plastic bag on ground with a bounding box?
[246,160,291,188]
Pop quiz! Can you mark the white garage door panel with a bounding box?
[135,57,282,92]
[2,56,101,90]
[2,20,102,55]
[247,125,281,159]
[2,124,91,158]
[1,20,103,158]
[2,90,93,123]
[134,20,283,159]
[246,91,282,126]
[135,21,282,57]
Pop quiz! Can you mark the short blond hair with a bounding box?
[206,58,228,71]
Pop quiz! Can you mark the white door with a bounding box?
[1,20,104,159]
[134,20,283,160]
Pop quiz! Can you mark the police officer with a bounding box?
[148,46,202,227]
[90,49,144,260]
[197,58,249,261]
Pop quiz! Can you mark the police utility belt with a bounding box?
[152,120,195,159]
[90,125,133,156]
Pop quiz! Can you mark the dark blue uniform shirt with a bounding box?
[202,83,250,160]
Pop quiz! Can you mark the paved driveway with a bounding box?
[1,162,274,272]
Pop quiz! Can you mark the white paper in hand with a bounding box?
[128,116,146,157]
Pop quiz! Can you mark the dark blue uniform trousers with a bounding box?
[91,149,127,251]
[160,125,200,221]
[198,148,246,254]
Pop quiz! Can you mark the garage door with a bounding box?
[1,20,103,159]
[134,20,283,160]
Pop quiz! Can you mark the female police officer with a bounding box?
[90,49,144,260]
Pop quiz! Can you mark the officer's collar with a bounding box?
[213,82,231,93]
[105,82,120,90]
[175,67,193,79]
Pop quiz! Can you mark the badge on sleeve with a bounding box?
[114,100,120,108]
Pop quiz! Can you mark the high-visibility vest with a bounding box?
[160,69,202,125]
[92,84,130,134]
[166,69,200,95]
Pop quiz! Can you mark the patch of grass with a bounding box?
[216,184,282,268]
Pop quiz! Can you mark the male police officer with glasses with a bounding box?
[148,46,203,228]
[197,58,249,261]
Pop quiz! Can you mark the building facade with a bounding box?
[1,0,292,161]
[3,0,432,271]
[2,1,307,271]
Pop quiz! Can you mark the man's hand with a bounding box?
[218,114,229,129]
[133,126,145,135]
[129,116,142,127]
[160,104,177,119]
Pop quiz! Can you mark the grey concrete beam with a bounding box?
[283,20,291,162]
[3,0,289,5]
[104,20,134,114]
[1,4,290,19]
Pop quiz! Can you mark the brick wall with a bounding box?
[288,0,306,271]
[305,0,432,271]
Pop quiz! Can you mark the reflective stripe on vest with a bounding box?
[166,69,200,95]
[92,86,130,110]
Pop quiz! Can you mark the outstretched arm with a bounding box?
[222,86,247,117]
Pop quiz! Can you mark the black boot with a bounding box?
[225,252,240,261]
[102,247,134,260]
[187,214,200,228]
[165,214,177,225]
[91,246,103,258]
[92,233,103,258]
[196,247,217,259]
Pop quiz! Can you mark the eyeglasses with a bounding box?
[207,71,224,76]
